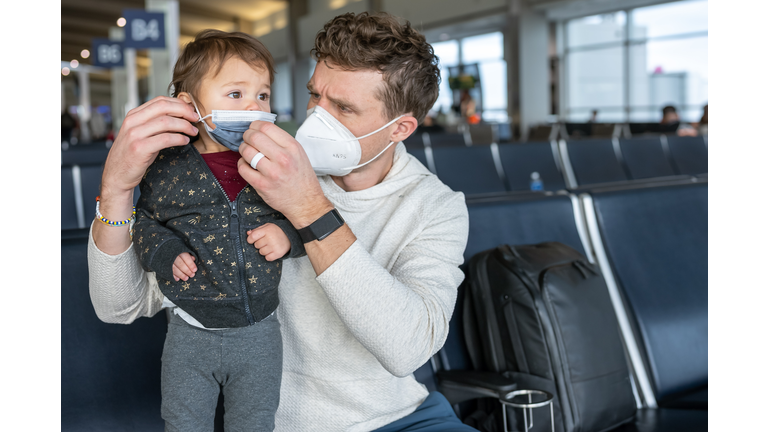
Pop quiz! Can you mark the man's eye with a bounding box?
[308,92,319,100]
[228,92,241,98]
[338,105,349,113]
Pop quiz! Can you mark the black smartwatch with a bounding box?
[297,209,345,243]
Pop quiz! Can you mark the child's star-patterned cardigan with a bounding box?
[133,144,305,328]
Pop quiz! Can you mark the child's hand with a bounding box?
[246,223,290,262]
[173,252,197,281]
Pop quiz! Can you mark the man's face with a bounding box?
[306,61,396,169]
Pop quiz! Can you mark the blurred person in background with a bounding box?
[696,104,708,135]
[661,105,680,124]
[459,89,480,124]
[661,105,697,137]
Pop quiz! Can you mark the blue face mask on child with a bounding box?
[190,97,277,152]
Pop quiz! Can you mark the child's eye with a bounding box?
[228,92,242,99]
[259,93,270,101]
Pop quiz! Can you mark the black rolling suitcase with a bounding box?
[462,242,636,432]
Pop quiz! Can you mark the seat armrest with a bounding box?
[436,370,518,405]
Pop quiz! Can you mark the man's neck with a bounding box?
[331,151,395,192]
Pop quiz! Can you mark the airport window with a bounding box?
[431,32,508,123]
[432,40,459,117]
[563,0,708,123]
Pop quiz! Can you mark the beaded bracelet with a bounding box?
[95,196,136,227]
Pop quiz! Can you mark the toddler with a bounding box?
[132,29,304,432]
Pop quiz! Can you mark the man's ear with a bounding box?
[390,115,419,143]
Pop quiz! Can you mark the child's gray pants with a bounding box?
[161,310,282,432]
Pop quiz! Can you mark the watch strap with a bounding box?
[297,209,345,243]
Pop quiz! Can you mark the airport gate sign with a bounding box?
[123,9,166,49]
[91,39,124,68]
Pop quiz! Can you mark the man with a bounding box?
[88,11,474,432]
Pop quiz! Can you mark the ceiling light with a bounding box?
[117,17,126,27]
[81,49,90,59]
[70,59,79,68]
[62,67,70,76]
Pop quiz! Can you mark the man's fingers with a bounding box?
[127,96,199,126]
[137,114,200,140]
[241,123,288,164]
[249,120,293,150]
[237,158,267,189]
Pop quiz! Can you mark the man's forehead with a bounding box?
[310,62,384,110]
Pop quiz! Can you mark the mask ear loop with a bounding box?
[346,140,397,171]
[343,114,406,171]
[188,95,212,123]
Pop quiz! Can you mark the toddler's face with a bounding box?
[195,56,271,127]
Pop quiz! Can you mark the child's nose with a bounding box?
[244,98,263,111]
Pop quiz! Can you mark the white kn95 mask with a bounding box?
[295,105,404,176]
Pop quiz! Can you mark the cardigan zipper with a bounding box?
[192,148,256,325]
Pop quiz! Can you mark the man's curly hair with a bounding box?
[311,12,440,124]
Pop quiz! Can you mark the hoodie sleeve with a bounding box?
[315,191,469,377]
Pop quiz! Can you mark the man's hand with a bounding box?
[94,96,200,255]
[172,253,197,282]
[102,96,200,196]
[246,223,291,261]
[237,121,334,229]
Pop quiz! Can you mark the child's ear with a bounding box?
[177,92,192,105]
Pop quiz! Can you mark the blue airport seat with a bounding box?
[431,146,506,196]
[587,183,707,410]
[61,232,167,432]
[464,193,586,264]
[62,166,79,230]
[61,146,111,165]
[468,124,495,145]
[428,132,467,148]
[497,142,566,192]
[566,139,628,186]
[619,137,676,180]
[495,123,513,143]
[80,164,104,222]
[666,136,707,175]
